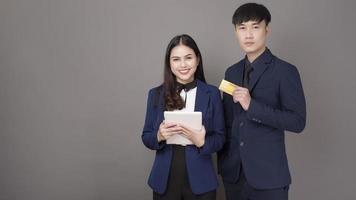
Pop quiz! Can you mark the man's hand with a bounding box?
[232,86,251,111]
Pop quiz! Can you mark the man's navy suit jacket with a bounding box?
[218,49,306,189]
[142,80,225,194]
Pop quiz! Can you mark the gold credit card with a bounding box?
[219,79,239,95]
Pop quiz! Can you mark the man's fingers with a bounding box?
[233,91,248,96]
[234,86,248,92]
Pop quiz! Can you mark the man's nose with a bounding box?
[245,28,253,38]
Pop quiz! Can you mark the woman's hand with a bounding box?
[157,121,181,142]
[179,124,206,148]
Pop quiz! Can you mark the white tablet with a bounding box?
[164,111,202,146]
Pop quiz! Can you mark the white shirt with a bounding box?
[177,87,197,112]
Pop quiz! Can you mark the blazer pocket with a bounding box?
[254,84,275,90]
[253,79,277,90]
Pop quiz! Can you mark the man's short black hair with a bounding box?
[232,3,271,26]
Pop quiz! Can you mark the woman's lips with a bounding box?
[178,68,191,75]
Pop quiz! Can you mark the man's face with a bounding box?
[235,20,269,57]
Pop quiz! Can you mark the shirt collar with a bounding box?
[245,48,271,69]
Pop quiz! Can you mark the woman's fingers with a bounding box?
[166,125,181,132]
[163,122,177,128]
[161,125,182,138]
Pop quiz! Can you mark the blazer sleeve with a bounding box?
[141,89,166,150]
[199,88,226,155]
[246,65,306,133]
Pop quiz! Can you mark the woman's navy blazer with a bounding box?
[142,80,225,195]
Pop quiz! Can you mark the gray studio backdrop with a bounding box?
[1,0,355,199]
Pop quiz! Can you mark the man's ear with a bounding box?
[266,25,270,34]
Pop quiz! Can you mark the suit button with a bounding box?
[240,141,244,147]
[239,122,244,127]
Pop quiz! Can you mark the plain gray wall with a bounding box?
[1,0,356,199]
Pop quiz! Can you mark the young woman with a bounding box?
[142,34,225,200]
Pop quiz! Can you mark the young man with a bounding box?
[218,3,306,200]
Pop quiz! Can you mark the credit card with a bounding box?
[219,79,239,95]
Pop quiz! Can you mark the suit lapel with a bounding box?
[230,61,244,87]
[195,80,209,120]
[156,87,165,125]
[249,62,269,91]
[248,49,274,91]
